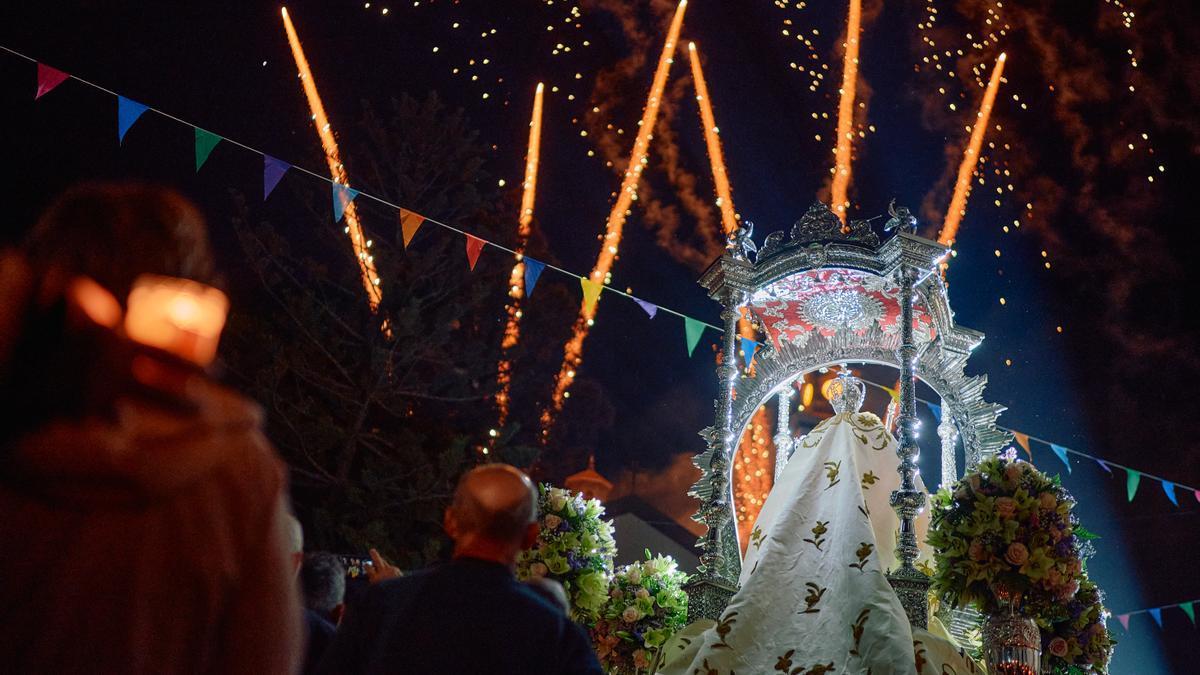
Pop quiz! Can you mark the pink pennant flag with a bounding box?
[1195,489,1200,504]
[35,63,69,99]
[465,235,485,270]
[1117,614,1130,631]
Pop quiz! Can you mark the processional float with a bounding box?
[683,201,1011,632]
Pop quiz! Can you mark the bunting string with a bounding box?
[4,43,1197,514]
[1110,598,1199,632]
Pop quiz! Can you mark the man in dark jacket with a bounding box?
[0,184,302,674]
[317,464,602,675]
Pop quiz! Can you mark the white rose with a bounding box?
[635,588,650,599]
[549,491,567,511]
[543,515,562,530]
[627,569,641,585]
[622,606,641,623]
[529,562,549,578]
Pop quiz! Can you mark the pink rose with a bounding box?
[995,497,1017,519]
[1048,637,1069,657]
[1039,492,1058,511]
[622,606,641,623]
[1004,542,1030,566]
[529,562,549,578]
[543,514,563,530]
[968,539,988,562]
[1061,579,1080,598]
[1005,463,1023,483]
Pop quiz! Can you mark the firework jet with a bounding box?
[280,7,382,310]
[495,83,545,430]
[939,53,1007,246]
[541,0,689,436]
[687,42,738,235]
[830,0,863,221]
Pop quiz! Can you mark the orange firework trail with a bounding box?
[830,0,862,221]
[687,42,738,235]
[495,83,545,430]
[688,41,773,542]
[281,7,382,311]
[940,53,1007,246]
[541,0,689,436]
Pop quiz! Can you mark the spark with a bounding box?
[281,7,382,311]
[495,83,545,430]
[687,42,738,234]
[939,52,1007,246]
[541,0,689,436]
[830,0,862,221]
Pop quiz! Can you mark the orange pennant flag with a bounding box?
[1013,432,1032,461]
[465,235,486,270]
[400,208,425,249]
[580,278,603,315]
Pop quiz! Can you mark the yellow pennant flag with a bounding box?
[580,278,603,315]
[400,208,425,249]
[881,385,899,402]
[1013,432,1032,461]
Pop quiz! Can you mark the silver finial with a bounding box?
[826,365,865,415]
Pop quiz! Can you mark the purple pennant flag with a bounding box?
[264,155,289,200]
[1096,459,1113,475]
[1149,608,1163,628]
[523,258,546,296]
[117,96,149,143]
[1162,480,1178,506]
[634,298,658,319]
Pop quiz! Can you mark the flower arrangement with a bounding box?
[591,552,690,674]
[1040,577,1115,674]
[927,455,1090,617]
[516,484,617,624]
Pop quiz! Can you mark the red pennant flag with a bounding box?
[35,63,69,100]
[1013,432,1032,461]
[400,209,425,249]
[465,235,485,270]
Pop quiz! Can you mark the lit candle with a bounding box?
[124,275,228,366]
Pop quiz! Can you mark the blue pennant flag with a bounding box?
[264,155,290,200]
[1050,444,1072,474]
[1162,480,1179,506]
[634,298,658,319]
[740,337,757,369]
[117,96,149,143]
[1096,459,1113,475]
[332,183,360,222]
[1149,608,1163,628]
[926,402,941,422]
[523,258,546,296]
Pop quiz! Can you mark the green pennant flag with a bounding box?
[684,317,706,357]
[195,128,221,171]
[1181,601,1196,625]
[1126,469,1141,502]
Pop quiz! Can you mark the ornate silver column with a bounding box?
[685,289,744,621]
[938,406,959,489]
[887,265,931,629]
[773,383,794,481]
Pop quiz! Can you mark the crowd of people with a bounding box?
[0,183,603,674]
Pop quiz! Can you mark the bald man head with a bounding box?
[444,464,539,566]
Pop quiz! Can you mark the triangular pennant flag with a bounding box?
[881,385,899,402]
[634,298,658,319]
[1126,469,1142,502]
[580,278,603,315]
[35,63,69,99]
[1149,608,1163,628]
[740,337,757,369]
[117,96,149,143]
[263,155,289,199]
[1013,432,1032,461]
[1116,614,1130,631]
[1181,601,1196,625]
[926,402,942,422]
[1162,480,1179,506]
[400,208,425,248]
[1195,489,1200,504]
[523,258,546,296]
[1097,459,1113,475]
[194,128,221,172]
[684,317,706,357]
[1049,444,1072,474]
[465,235,485,270]
[332,183,360,222]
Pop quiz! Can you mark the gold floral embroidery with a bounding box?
[849,542,874,571]
[823,461,842,490]
[774,652,835,675]
[803,520,829,551]
[860,471,878,489]
[712,610,739,650]
[750,525,767,551]
[850,608,871,656]
[799,582,827,614]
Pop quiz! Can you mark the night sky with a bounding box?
[3,1,1198,670]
